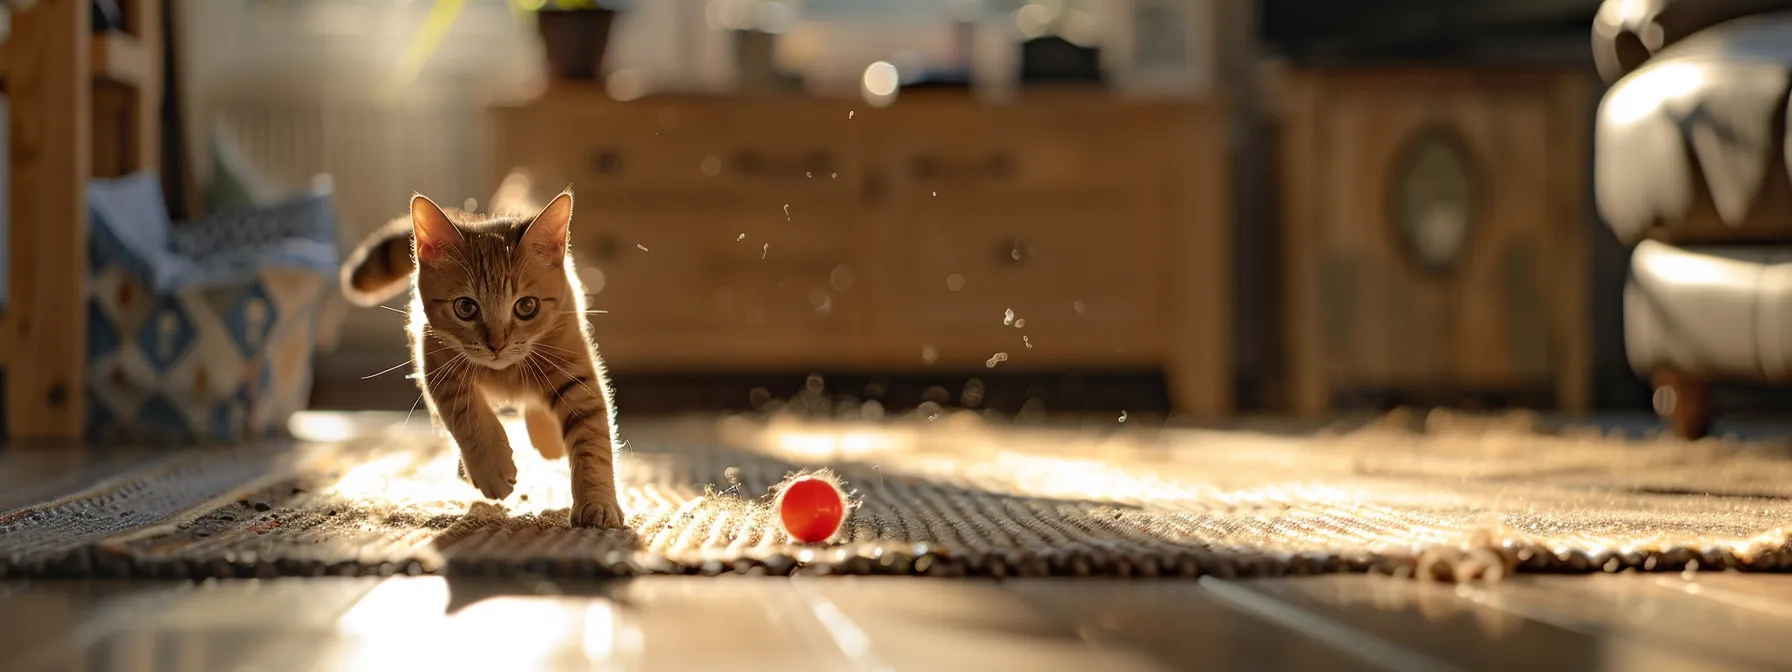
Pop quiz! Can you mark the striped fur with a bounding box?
[341,169,543,308]
[347,181,624,528]
[339,216,415,307]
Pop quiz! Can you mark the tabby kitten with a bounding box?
[341,189,624,528]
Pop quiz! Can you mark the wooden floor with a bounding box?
[6,572,1792,671]
[9,409,1792,671]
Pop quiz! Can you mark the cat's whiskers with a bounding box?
[521,353,555,399]
[532,349,604,401]
[422,355,466,391]
[524,353,562,401]
[406,393,426,427]
[529,346,592,371]
[528,346,574,366]
[362,359,412,380]
[529,341,580,357]
[463,361,479,429]
[408,352,467,427]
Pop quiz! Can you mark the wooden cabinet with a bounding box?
[1278,69,1591,417]
[493,91,1231,418]
[861,102,1175,366]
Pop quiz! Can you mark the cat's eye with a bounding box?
[452,297,480,320]
[514,296,540,320]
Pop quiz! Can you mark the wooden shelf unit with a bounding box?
[0,0,162,439]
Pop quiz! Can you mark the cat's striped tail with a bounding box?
[339,216,414,307]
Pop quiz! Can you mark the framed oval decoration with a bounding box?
[1388,126,1480,275]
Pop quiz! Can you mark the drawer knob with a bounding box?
[986,152,1015,178]
[590,149,624,175]
[593,234,621,261]
[731,149,764,176]
[910,155,941,179]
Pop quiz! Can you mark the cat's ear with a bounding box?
[410,194,460,263]
[522,189,573,260]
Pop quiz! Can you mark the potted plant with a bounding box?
[528,0,627,81]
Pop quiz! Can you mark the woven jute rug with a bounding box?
[6,410,1792,581]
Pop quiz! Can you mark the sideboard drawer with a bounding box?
[866,188,1166,360]
[498,96,858,196]
[864,103,1175,191]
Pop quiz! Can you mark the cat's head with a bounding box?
[410,190,576,369]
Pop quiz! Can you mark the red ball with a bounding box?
[778,476,846,544]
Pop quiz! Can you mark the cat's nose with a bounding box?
[486,338,508,353]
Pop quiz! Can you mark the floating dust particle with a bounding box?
[1014,318,1026,328]
[1119,410,1128,423]
[636,244,649,252]
[806,172,812,178]
[1023,335,1033,348]
[762,243,770,259]
[946,274,965,291]
[737,233,746,241]
[921,345,938,364]
[1074,300,1086,314]
[985,352,1009,368]
[724,466,741,483]
[932,191,937,196]
[1003,308,1015,326]
[831,173,838,178]
[1011,248,1022,261]
[849,110,855,119]
[784,204,791,219]
[463,197,478,211]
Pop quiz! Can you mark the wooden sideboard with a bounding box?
[1278,69,1591,417]
[492,90,1232,418]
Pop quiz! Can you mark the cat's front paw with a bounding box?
[462,451,519,500]
[571,497,626,529]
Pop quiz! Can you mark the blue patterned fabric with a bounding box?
[85,171,338,443]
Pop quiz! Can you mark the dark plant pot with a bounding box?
[536,9,617,81]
